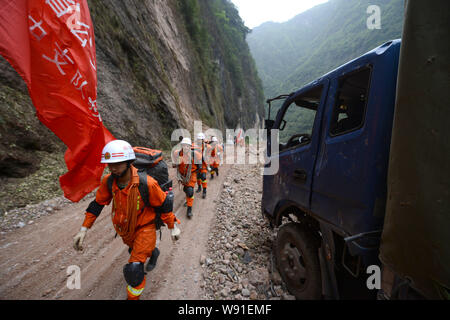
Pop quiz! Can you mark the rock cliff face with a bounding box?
[83,0,265,147]
[0,0,264,177]
[0,0,264,210]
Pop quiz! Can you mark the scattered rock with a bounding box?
[238,243,249,250]
[248,267,269,286]
[201,163,291,300]
[221,288,229,297]
[241,251,252,264]
[235,248,245,256]
[241,288,250,297]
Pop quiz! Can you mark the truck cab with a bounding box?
[262,40,401,299]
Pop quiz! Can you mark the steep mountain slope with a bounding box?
[0,0,264,212]
[247,0,404,100]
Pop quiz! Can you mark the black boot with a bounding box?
[216,168,219,176]
[196,185,202,193]
[187,206,193,218]
[210,173,214,179]
[146,247,160,271]
[202,188,207,199]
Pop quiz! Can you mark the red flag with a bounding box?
[0,0,115,202]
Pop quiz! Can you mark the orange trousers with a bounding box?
[183,185,195,207]
[127,276,146,300]
[181,170,197,208]
[125,225,157,300]
[196,172,207,189]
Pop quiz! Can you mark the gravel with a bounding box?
[200,163,294,300]
[0,192,95,234]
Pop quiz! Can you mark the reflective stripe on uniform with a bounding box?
[127,285,144,297]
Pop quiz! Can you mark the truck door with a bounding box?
[312,66,377,232]
[264,80,329,213]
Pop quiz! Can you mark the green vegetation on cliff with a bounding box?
[177,0,265,128]
[248,0,404,103]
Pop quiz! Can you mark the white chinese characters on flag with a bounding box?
[0,0,115,202]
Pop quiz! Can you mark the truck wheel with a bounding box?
[275,222,322,299]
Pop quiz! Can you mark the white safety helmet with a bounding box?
[211,136,218,143]
[101,140,136,164]
[196,132,205,140]
[181,137,192,146]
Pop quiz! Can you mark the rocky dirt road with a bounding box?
[0,156,292,300]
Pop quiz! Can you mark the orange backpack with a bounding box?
[107,146,172,203]
[132,147,171,192]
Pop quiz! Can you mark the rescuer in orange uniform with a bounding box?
[73,140,180,300]
[173,137,202,218]
[194,132,208,199]
[207,136,223,179]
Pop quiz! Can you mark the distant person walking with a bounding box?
[194,132,208,199]
[173,137,203,218]
[207,136,223,179]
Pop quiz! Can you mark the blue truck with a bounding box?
[262,39,401,299]
[262,0,450,299]
[263,1,450,300]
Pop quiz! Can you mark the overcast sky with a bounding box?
[230,0,329,29]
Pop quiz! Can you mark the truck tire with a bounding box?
[275,222,322,299]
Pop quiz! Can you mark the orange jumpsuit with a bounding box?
[82,165,178,300]
[194,142,208,190]
[207,144,223,174]
[173,147,202,207]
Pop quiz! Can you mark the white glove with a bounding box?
[73,226,88,251]
[207,166,211,172]
[171,223,181,242]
